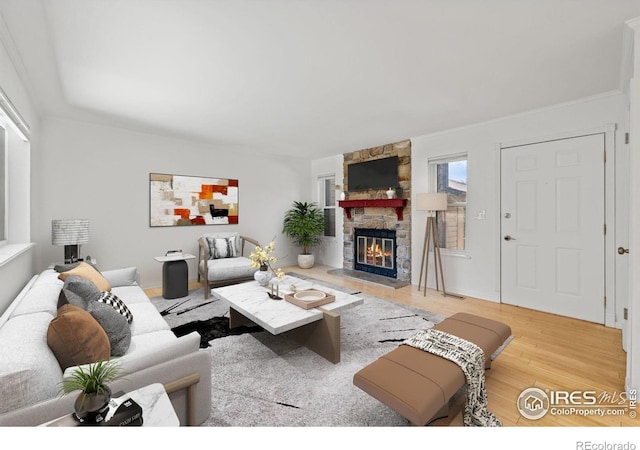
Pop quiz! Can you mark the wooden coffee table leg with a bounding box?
[229,307,254,328]
[284,308,341,364]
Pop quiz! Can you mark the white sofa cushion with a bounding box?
[200,256,255,281]
[101,267,139,287]
[9,282,60,318]
[0,312,63,413]
[65,330,200,378]
[9,270,62,318]
[33,269,64,286]
[127,302,171,336]
[112,285,152,305]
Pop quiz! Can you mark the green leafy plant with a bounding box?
[58,360,125,395]
[282,201,325,255]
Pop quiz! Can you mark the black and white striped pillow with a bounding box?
[206,236,237,259]
[97,291,133,324]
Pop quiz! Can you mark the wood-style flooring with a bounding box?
[146,264,637,427]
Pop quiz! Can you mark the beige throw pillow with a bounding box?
[58,261,112,292]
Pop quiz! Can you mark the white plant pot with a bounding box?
[297,254,315,269]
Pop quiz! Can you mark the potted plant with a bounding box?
[282,201,325,269]
[58,360,125,424]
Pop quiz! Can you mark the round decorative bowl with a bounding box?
[293,290,326,302]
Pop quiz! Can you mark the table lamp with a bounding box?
[52,219,89,263]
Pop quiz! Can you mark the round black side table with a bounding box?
[153,254,195,299]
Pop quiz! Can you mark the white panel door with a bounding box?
[501,134,605,324]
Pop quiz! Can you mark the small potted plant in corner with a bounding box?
[282,201,325,269]
[58,359,125,424]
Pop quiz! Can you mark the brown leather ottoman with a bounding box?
[353,312,512,426]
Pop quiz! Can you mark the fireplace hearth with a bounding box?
[354,228,397,278]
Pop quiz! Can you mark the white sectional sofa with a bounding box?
[0,264,211,426]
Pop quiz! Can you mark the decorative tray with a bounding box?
[284,289,335,310]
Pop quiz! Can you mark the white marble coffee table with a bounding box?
[212,275,364,363]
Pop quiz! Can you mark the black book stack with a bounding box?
[104,399,143,426]
[45,392,144,427]
[103,392,143,426]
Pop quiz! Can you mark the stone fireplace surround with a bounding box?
[340,140,411,283]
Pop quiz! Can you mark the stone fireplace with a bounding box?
[340,140,411,283]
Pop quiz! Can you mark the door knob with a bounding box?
[618,247,629,255]
[504,235,515,241]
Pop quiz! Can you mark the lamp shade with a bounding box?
[416,193,448,211]
[52,219,89,245]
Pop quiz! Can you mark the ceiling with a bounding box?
[1,0,639,159]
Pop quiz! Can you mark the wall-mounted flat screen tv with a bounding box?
[347,156,399,191]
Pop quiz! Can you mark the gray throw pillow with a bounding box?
[57,275,101,309]
[54,260,99,273]
[87,301,131,357]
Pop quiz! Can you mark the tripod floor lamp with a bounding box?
[417,193,460,298]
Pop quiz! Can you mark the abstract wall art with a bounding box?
[149,173,239,227]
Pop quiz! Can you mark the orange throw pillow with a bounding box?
[58,261,112,292]
[47,304,111,370]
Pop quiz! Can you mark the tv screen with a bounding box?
[347,156,399,191]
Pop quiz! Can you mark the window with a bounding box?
[0,86,30,249]
[318,175,336,237]
[430,155,467,251]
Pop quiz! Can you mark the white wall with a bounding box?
[311,154,344,268]
[34,117,310,289]
[411,92,626,305]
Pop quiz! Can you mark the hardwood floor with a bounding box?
[297,265,637,427]
[148,265,637,427]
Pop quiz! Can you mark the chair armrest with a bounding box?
[197,238,209,281]
[239,236,259,256]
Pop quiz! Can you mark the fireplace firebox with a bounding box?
[354,228,397,278]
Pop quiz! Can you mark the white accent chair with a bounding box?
[197,232,259,298]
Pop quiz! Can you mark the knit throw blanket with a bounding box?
[403,328,502,427]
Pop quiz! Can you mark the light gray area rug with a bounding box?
[203,293,446,427]
[150,274,447,426]
[151,273,511,426]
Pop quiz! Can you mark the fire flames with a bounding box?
[366,241,392,266]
